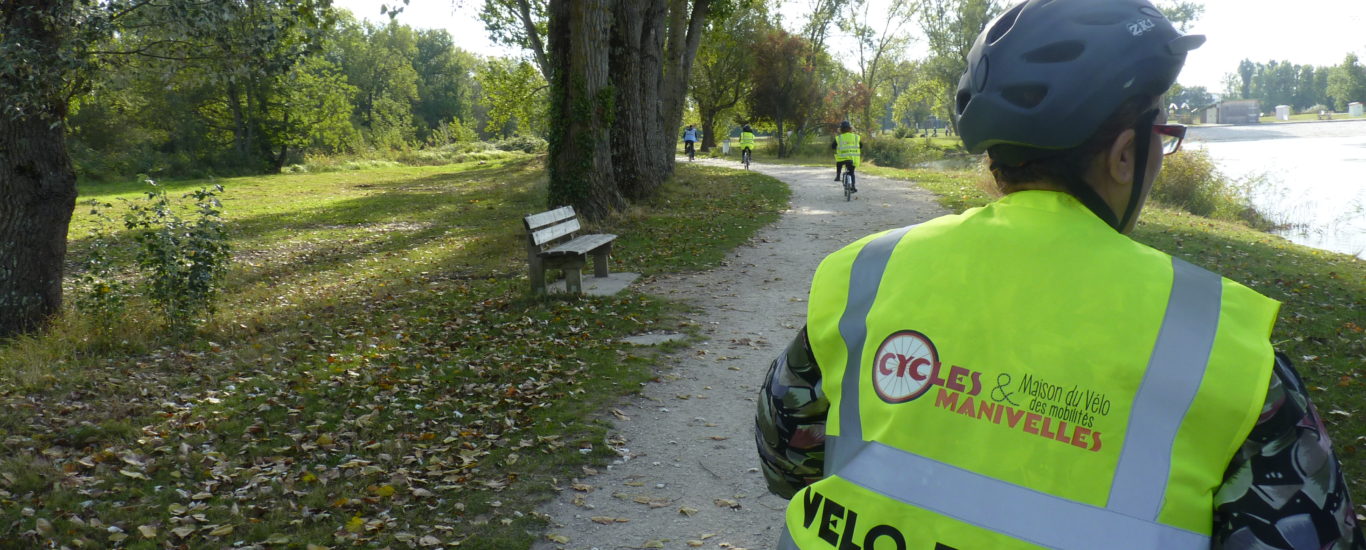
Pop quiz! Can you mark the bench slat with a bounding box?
[524,206,576,232]
[531,218,581,247]
[544,233,616,256]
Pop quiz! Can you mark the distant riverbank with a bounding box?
[1187,120,1366,259]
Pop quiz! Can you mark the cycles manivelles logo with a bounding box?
[872,330,939,403]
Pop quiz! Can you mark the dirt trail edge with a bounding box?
[532,159,948,550]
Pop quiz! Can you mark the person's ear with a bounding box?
[1107,128,1138,186]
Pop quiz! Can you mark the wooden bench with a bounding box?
[524,206,617,295]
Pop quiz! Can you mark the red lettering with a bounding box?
[908,357,931,381]
[878,354,896,376]
[1055,421,1072,443]
[929,362,947,386]
[1040,416,1056,439]
[955,396,978,419]
[934,387,959,410]
[977,401,996,421]
[1091,431,1103,452]
[1004,407,1026,428]
[1023,413,1042,435]
[967,370,983,396]
[946,365,969,392]
[1070,427,1091,449]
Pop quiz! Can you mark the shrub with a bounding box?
[492,135,547,153]
[1153,149,1275,230]
[72,200,130,343]
[122,182,233,333]
[863,137,945,168]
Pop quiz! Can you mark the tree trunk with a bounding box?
[547,0,625,221]
[699,110,717,152]
[775,117,786,157]
[0,5,78,339]
[657,0,710,178]
[611,0,653,201]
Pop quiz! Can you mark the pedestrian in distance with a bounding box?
[756,0,1363,548]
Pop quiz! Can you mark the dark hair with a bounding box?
[988,95,1155,192]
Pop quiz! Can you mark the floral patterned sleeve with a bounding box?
[1214,352,1364,549]
[755,327,828,499]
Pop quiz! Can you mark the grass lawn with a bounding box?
[0,157,789,549]
[896,165,1366,502]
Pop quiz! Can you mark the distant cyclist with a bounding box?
[739,124,757,165]
[683,124,701,161]
[831,120,862,192]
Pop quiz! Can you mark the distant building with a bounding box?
[1201,99,1260,125]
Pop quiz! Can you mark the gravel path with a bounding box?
[531,159,948,550]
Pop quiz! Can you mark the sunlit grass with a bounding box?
[0,158,788,548]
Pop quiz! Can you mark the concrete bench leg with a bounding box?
[562,259,584,294]
[529,256,547,295]
[592,248,611,278]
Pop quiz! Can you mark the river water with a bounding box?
[1186,120,1366,259]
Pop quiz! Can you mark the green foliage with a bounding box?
[476,57,549,138]
[862,136,956,168]
[72,200,129,339]
[1326,53,1366,111]
[1152,149,1274,230]
[122,182,233,333]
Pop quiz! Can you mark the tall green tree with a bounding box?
[476,57,548,137]
[0,0,333,338]
[334,19,420,149]
[748,29,825,157]
[412,30,481,142]
[690,3,767,152]
[1326,53,1366,111]
[843,0,916,135]
[480,0,551,79]
[916,0,1001,122]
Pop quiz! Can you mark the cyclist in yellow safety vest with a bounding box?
[831,120,862,192]
[739,124,757,161]
[755,0,1363,548]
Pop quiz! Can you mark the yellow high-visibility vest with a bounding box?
[780,190,1278,550]
[740,131,756,149]
[835,132,861,167]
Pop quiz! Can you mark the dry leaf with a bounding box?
[208,524,234,536]
[679,506,699,516]
[546,534,570,543]
[419,535,441,546]
[714,498,740,509]
[138,524,157,538]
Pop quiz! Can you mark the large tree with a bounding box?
[1326,53,1366,111]
[748,29,826,157]
[0,0,332,338]
[916,0,1000,122]
[543,0,718,218]
[843,0,916,135]
[689,3,767,152]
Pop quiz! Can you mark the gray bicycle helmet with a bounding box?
[956,0,1203,158]
[954,0,1203,230]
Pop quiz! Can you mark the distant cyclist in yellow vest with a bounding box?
[756,0,1362,548]
[831,120,862,192]
[739,124,757,162]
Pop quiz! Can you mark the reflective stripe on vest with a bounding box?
[780,235,1221,550]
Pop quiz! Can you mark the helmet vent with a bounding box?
[1001,84,1049,110]
[1022,41,1084,63]
[955,90,972,115]
[986,2,1026,45]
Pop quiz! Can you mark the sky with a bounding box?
[333,0,1366,93]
